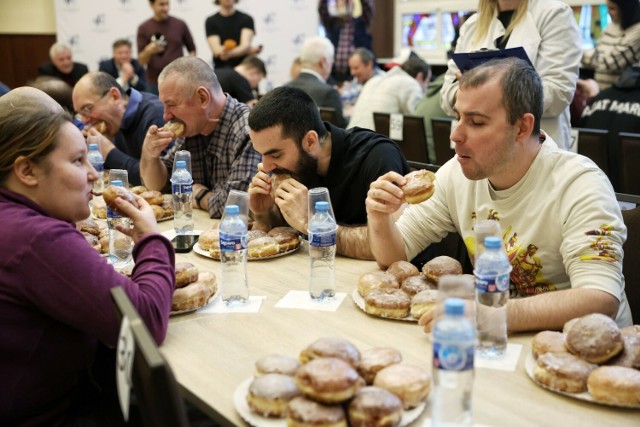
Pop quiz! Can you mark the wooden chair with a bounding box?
[574,128,609,175]
[617,193,640,321]
[319,107,339,127]
[431,117,455,166]
[618,132,640,195]
[110,287,189,427]
[373,112,431,164]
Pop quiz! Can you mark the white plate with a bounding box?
[524,353,640,409]
[233,377,426,427]
[193,241,302,261]
[170,291,218,316]
[351,290,417,322]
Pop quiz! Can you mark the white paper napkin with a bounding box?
[275,290,347,311]
[198,295,265,314]
[475,343,522,371]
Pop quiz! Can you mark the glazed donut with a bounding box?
[93,120,107,134]
[386,260,419,283]
[161,205,174,219]
[130,185,148,195]
[103,184,138,216]
[563,317,579,334]
[162,119,185,137]
[271,173,292,199]
[99,235,109,254]
[607,335,640,369]
[295,357,361,404]
[401,169,436,204]
[91,198,107,219]
[196,271,217,297]
[255,354,301,377]
[198,228,220,251]
[565,313,624,364]
[373,363,431,409]
[357,271,399,297]
[286,396,346,427]
[400,275,434,297]
[588,366,640,406]
[531,331,568,359]
[364,289,411,319]
[175,262,199,288]
[246,229,268,242]
[267,227,301,252]
[422,256,463,286]
[141,190,163,206]
[83,232,101,253]
[356,347,403,385]
[151,205,164,221]
[171,282,211,312]
[299,337,361,367]
[348,386,403,427]
[247,236,280,258]
[246,373,301,418]
[410,289,439,319]
[533,352,595,393]
[78,218,100,236]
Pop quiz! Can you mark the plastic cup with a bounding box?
[308,187,335,223]
[222,189,250,226]
[108,169,129,189]
[474,219,501,263]
[437,275,476,327]
[172,150,192,175]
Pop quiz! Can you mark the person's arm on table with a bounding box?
[336,225,374,260]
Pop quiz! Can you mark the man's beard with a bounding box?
[272,145,319,187]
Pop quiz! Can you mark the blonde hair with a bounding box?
[473,0,529,46]
[0,107,69,185]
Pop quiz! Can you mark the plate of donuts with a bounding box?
[233,377,426,427]
[351,290,419,322]
[194,227,303,261]
[170,264,218,316]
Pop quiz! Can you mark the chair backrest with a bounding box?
[110,287,189,427]
[373,112,431,164]
[575,128,609,175]
[618,132,640,195]
[319,107,339,127]
[431,117,455,166]
[620,204,640,322]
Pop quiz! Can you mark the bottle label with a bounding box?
[219,232,247,252]
[171,183,192,195]
[433,341,474,371]
[475,272,510,293]
[106,205,122,219]
[91,162,104,173]
[309,230,336,247]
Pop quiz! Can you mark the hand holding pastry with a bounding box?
[273,178,308,233]
[113,194,159,242]
[142,125,176,159]
[248,163,276,215]
[365,171,407,218]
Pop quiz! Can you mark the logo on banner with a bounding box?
[292,33,306,48]
[290,0,308,9]
[119,0,135,10]
[262,12,277,32]
[174,0,191,10]
[264,55,278,70]
[62,0,79,10]
[68,34,80,48]
[93,14,108,33]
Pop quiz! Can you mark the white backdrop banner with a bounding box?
[54,0,320,90]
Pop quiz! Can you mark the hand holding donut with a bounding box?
[248,163,276,215]
[365,171,407,218]
[274,178,308,233]
[106,193,159,242]
[142,124,177,159]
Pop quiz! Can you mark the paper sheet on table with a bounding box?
[475,343,522,371]
[275,290,347,311]
[199,295,265,313]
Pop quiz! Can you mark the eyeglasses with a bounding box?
[78,91,110,117]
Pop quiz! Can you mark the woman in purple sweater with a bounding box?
[0,107,175,426]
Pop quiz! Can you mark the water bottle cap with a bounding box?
[110,180,123,187]
[176,160,186,168]
[225,204,239,215]
[315,201,330,212]
[484,236,502,249]
[88,144,99,151]
[444,298,465,315]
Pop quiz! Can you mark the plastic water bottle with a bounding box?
[171,160,194,234]
[432,298,475,427]
[87,143,104,194]
[106,180,133,268]
[308,201,337,301]
[474,236,512,358]
[219,204,249,306]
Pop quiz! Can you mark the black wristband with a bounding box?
[195,188,210,208]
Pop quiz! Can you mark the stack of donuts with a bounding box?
[171,262,217,312]
[198,224,301,259]
[531,313,640,406]
[78,218,109,255]
[245,336,431,426]
[357,256,464,320]
[90,185,173,220]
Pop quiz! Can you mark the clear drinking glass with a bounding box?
[437,275,476,327]
[474,219,501,263]
[308,187,336,224]
[108,169,129,189]
[172,149,191,175]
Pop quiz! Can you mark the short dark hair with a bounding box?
[214,0,239,4]
[610,0,640,30]
[401,56,431,79]
[249,86,327,145]
[239,56,267,77]
[459,57,543,136]
[90,71,124,96]
[350,47,375,66]
[112,38,132,50]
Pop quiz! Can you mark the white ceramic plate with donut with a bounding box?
[170,290,218,316]
[351,290,418,322]
[193,241,302,261]
[233,377,426,427]
[524,353,640,409]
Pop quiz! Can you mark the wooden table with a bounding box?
[158,212,639,427]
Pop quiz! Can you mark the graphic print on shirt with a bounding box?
[580,225,619,263]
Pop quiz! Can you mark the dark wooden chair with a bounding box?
[373,112,431,164]
[319,107,339,127]
[110,287,189,427]
[617,193,640,321]
[574,128,609,175]
[431,117,455,166]
[618,132,640,195]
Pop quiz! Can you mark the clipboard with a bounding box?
[451,47,534,73]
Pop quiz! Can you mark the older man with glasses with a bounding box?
[72,71,166,185]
